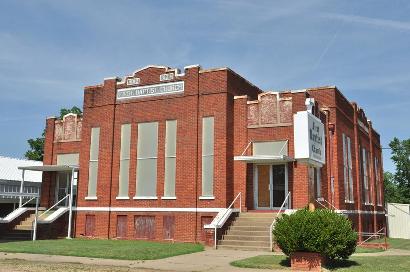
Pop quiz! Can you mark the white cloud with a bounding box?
[323,13,410,32]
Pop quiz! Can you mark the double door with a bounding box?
[254,164,288,209]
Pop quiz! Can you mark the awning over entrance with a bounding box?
[234,155,294,164]
[18,165,79,172]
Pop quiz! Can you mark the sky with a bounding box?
[0,0,409,172]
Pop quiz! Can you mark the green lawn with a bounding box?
[0,239,204,260]
[354,247,384,253]
[231,255,410,271]
[369,238,410,251]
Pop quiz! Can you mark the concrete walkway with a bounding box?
[0,248,409,272]
[0,248,278,272]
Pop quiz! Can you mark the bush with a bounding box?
[272,208,357,260]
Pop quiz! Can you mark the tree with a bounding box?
[25,106,82,161]
[387,137,410,204]
[384,171,407,203]
[59,106,82,119]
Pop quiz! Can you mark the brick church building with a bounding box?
[33,65,384,248]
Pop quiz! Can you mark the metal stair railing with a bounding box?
[269,192,291,251]
[214,192,242,249]
[39,194,70,220]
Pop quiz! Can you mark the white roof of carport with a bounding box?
[0,156,42,183]
[18,165,79,172]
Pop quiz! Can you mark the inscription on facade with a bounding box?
[126,78,140,86]
[160,73,174,81]
[117,81,184,100]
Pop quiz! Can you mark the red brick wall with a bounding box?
[41,65,385,242]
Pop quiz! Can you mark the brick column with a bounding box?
[352,103,363,241]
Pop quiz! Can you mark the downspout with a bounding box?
[352,103,363,241]
[107,82,118,239]
[195,70,200,243]
[329,123,335,207]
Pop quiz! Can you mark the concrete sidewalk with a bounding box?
[0,248,281,272]
[0,248,409,272]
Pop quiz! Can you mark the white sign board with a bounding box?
[117,81,184,100]
[294,111,326,165]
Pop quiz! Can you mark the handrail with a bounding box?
[320,197,337,210]
[358,227,385,246]
[241,142,253,156]
[315,199,328,209]
[21,196,36,208]
[214,192,242,249]
[269,192,291,251]
[41,194,70,217]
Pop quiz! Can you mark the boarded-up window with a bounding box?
[116,215,128,238]
[201,216,213,245]
[362,148,371,204]
[85,215,96,237]
[201,117,214,197]
[252,141,288,156]
[134,216,155,239]
[343,134,354,202]
[118,124,131,197]
[164,120,177,197]
[136,122,158,197]
[163,215,175,240]
[87,127,100,198]
[375,157,382,206]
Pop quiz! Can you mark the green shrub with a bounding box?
[272,208,357,260]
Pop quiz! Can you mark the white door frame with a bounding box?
[55,172,70,206]
[253,163,288,210]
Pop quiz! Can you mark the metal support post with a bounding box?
[19,170,25,207]
[33,196,39,241]
[67,168,75,239]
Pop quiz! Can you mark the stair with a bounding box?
[0,229,32,241]
[217,212,278,251]
[0,211,47,241]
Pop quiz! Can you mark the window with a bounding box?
[315,167,321,198]
[342,134,354,202]
[134,216,155,239]
[87,127,100,199]
[375,157,382,206]
[164,120,177,198]
[118,124,131,198]
[135,122,158,198]
[201,117,214,198]
[85,215,96,237]
[361,147,371,204]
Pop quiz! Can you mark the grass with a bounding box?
[0,239,203,260]
[368,237,410,251]
[231,255,289,270]
[231,255,410,271]
[354,247,384,253]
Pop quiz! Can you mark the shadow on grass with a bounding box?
[325,259,360,270]
[279,257,291,268]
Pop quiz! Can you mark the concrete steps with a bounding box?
[217,211,278,252]
[0,229,32,241]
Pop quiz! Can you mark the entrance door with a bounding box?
[55,172,70,206]
[254,164,288,209]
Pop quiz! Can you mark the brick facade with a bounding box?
[40,65,385,243]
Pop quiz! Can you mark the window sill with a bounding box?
[161,196,177,200]
[85,196,97,200]
[364,203,374,206]
[199,196,215,200]
[116,196,130,200]
[344,201,355,204]
[133,196,158,200]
